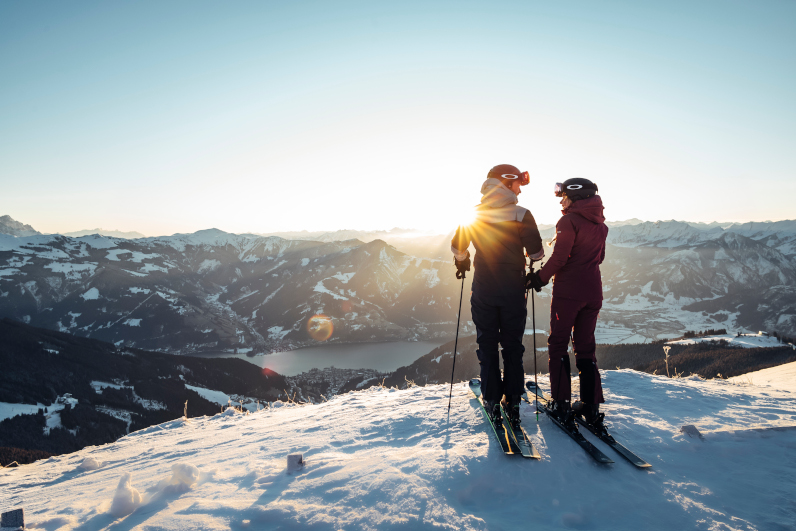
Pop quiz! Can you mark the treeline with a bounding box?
[0,319,289,459]
[638,345,796,379]
[349,335,795,392]
[683,328,727,338]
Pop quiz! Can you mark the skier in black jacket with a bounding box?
[452,164,544,427]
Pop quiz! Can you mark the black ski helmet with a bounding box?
[488,164,530,186]
[554,178,598,201]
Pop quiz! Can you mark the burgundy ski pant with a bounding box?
[548,297,604,404]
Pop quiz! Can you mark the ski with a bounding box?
[574,417,651,468]
[524,382,613,465]
[499,403,541,459]
[469,379,513,455]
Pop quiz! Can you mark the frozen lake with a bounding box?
[190,340,447,376]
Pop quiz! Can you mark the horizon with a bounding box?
[1,2,794,236]
[4,212,795,240]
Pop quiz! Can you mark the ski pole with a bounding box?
[531,283,539,422]
[447,272,466,412]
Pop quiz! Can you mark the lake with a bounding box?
[190,340,447,376]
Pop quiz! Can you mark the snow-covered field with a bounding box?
[667,333,789,349]
[2,370,795,530]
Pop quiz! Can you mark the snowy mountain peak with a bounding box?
[0,215,40,237]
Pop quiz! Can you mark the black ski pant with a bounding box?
[548,296,604,404]
[471,289,526,404]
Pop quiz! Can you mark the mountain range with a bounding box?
[1,215,794,353]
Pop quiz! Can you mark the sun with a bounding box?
[458,207,477,228]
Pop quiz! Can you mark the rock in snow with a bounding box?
[1,370,795,529]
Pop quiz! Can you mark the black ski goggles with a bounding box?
[501,171,530,186]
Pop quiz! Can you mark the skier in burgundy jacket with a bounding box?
[526,178,609,432]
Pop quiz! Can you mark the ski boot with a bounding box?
[572,401,607,436]
[484,399,503,425]
[549,399,578,432]
[502,394,522,430]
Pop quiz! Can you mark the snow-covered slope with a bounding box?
[2,371,795,530]
[667,332,788,349]
[730,360,796,389]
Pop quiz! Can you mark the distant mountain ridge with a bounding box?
[61,228,147,239]
[2,215,795,346]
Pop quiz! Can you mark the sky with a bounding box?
[1,1,794,236]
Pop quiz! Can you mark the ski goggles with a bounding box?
[501,171,530,186]
[555,182,589,197]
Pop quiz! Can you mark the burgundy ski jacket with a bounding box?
[538,195,608,302]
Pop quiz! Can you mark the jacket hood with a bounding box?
[479,178,518,209]
[564,195,605,224]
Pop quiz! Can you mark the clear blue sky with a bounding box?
[1,1,794,235]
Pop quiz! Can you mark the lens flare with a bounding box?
[307,314,334,341]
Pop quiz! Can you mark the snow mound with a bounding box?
[4,372,796,530]
[78,457,103,471]
[169,463,199,487]
[109,472,142,517]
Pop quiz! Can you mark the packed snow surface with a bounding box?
[2,371,795,530]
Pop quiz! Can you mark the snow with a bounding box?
[185,384,230,407]
[267,325,290,341]
[300,258,310,266]
[81,287,100,301]
[198,259,221,273]
[123,319,142,327]
[105,249,131,261]
[314,279,349,300]
[79,457,103,471]
[668,333,783,349]
[730,360,796,389]
[128,287,150,295]
[44,261,97,280]
[90,381,128,393]
[421,267,440,288]
[3,371,796,530]
[140,262,168,274]
[0,401,44,422]
[75,234,118,250]
[331,271,355,283]
[110,472,142,517]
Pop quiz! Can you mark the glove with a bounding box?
[524,271,547,292]
[455,255,470,279]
